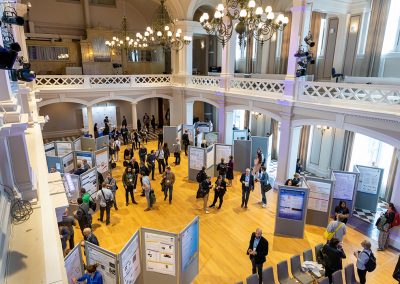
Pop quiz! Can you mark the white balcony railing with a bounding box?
[187,75,222,90]
[229,77,286,94]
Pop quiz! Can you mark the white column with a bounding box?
[82,0,91,28]
[217,97,225,143]
[178,33,193,76]
[225,111,234,145]
[0,72,13,101]
[87,106,94,137]
[186,101,194,125]
[131,103,138,130]
[220,29,237,90]
[0,134,16,191]
[389,149,400,249]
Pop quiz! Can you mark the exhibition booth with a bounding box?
[65,217,200,284]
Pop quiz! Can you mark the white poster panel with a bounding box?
[65,244,84,284]
[63,173,80,201]
[233,130,247,141]
[356,166,382,195]
[182,125,195,143]
[144,232,176,276]
[206,145,215,169]
[62,153,75,173]
[80,168,97,196]
[332,171,357,200]
[215,145,232,163]
[73,139,82,151]
[95,148,109,174]
[189,147,204,171]
[44,143,56,156]
[306,180,331,212]
[204,132,218,145]
[181,217,199,272]
[86,242,118,284]
[76,151,94,167]
[57,142,73,156]
[119,232,141,284]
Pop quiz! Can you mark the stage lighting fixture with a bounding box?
[298,61,307,68]
[296,68,306,78]
[294,47,309,58]
[1,7,25,26]
[304,31,315,47]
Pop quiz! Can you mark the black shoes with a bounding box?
[133,201,138,204]
[209,204,215,208]
[164,196,167,201]
[241,203,244,208]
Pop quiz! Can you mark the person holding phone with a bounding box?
[322,238,346,283]
[240,168,254,209]
[354,240,372,284]
[247,228,269,284]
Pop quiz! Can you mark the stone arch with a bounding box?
[185,97,221,109]
[134,94,173,103]
[225,104,282,122]
[187,0,219,20]
[38,98,88,108]
[87,96,137,106]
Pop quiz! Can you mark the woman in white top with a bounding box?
[113,138,121,162]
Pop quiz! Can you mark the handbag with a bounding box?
[324,223,343,240]
[376,214,387,231]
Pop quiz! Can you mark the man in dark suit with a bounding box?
[182,130,190,156]
[247,228,269,284]
[240,168,254,208]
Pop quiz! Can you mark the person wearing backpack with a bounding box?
[74,197,92,235]
[105,171,118,210]
[325,215,347,242]
[377,202,397,251]
[322,238,346,283]
[354,240,374,284]
[96,183,114,225]
[216,158,227,180]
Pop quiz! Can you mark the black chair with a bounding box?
[318,277,330,284]
[277,260,297,284]
[262,266,276,284]
[315,243,324,264]
[332,68,344,82]
[332,270,344,283]
[246,273,259,284]
[290,254,314,284]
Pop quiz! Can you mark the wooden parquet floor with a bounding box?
[75,141,399,284]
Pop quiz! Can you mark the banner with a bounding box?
[57,142,73,156]
[215,145,232,163]
[206,145,215,169]
[62,153,75,173]
[189,147,204,171]
[80,168,97,196]
[181,217,199,272]
[44,142,56,156]
[73,139,82,151]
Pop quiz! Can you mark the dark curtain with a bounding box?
[340,131,355,171]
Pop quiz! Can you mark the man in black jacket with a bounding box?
[322,238,346,283]
[247,228,269,284]
[182,130,190,155]
[240,168,255,208]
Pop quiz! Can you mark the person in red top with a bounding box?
[378,202,396,251]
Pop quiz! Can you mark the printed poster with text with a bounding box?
[145,232,176,276]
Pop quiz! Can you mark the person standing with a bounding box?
[122,167,138,206]
[162,166,175,204]
[334,200,350,224]
[258,166,271,208]
[74,197,92,234]
[96,183,114,225]
[200,176,212,214]
[143,113,150,130]
[240,168,254,209]
[103,122,110,136]
[94,123,99,138]
[82,227,99,246]
[216,158,227,180]
[142,171,153,211]
[146,150,156,180]
[163,143,170,166]
[226,155,234,186]
[121,125,129,145]
[138,144,147,164]
[182,130,190,156]
[105,171,118,210]
[141,127,148,144]
[322,238,346,283]
[124,147,133,161]
[151,115,156,132]
[113,138,121,162]
[156,147,165,174]
[377,202,397,251]
[158,133,164,148]
[326,215,347,242]
[132,130,141,150]
[354,240,373,284]
[74,163,86,176]
[104,116,109,125]
[173,138,181,165]
[252,151,262,175]
[72,263,103,284]
[58,208,76,249]
[247,228,269,284]
[122,115,127,128]
[209,175,227,209]
[137,119,141,132]
[82,159,91,172]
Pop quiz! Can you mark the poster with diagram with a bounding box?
[86,242,118,284]
[306,180,331,212]
[144,232,176,276]
[189,147,204,171]
[64,244,84,284]
[355,165,383,195]
[119,232,141,284]
[62,153,75,173]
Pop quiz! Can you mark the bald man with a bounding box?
[247,228,269,284]
[240,168,255,208]
[81,228,99,247]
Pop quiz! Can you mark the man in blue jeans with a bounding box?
[240,168,254,209]
[162,166,176,204]
[258,166,270,208]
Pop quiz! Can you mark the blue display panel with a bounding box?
[181,218,199,272]
[278,188,306,221]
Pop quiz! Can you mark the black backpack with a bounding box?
[196,171,203,183]
[363,251,376,272]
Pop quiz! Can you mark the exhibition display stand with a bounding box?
[250,136,269,165]
[330,170,359,217]
[303,176,334,227]
[188,146,206,182]
[64,244,85,284]
[164,126,178,152]
[353,165,384,213]
[95,147,110,175]
[119,230,142,284]
[85,241,119,284]
[204,132,219,146]
[233,130,248,141]
[233,140,252,173]
[214,144,233,177]
[274,186,309,238]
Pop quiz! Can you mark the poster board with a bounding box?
[85,241,119,284]
[206,145,215,169]
[182,125,195,145]
[163,126,178,153]
[204,132,219,146]
[195,122,211,133]
[81,137,96,151]
[95,148,109,175]
[73,138,82,151]
[75,151,94,168]
[140,228,179,284]
[96,135,110,151]
[304,177,333,227]
[274,186,309,238]
[80,168,98,197]
[215,144,232,164]
[64,244,84,284]
[251,136,268,165]
[180,217,199,284]
[119,230,141,284]
[44,142,56,156]
[233,130,248,141]
[56,141,73,156]
[46,155,63,172]
[188,146,205,182]
[63,173,80,202]
[354,165,384,213]
[331,171,359,217]
[233,140,252,173]
[62,152,75,174]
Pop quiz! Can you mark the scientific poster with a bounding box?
[86,243,118,284]
[76,151,93,167]
[44,143,56,156]
[356,166,382,195]
[189,147,204,171]
[278,188,306,221]
[80,169,97,196]
[96,148,109,174]
[183,125,195,143]
[63,173,80,201]
[64,245,84,284]
[332,171,357,200]
[96,135,110,150]
[233,130,247,140]
[73,139,82,151]
[62,153,75,173]
[144,232,176,276]
[57,142,73,156]
[306,180,331,212]
[206,145,215,169]
[119,233,141,284]
[204,132,219,145]
[181,219,199,272]
[215,145,232,163]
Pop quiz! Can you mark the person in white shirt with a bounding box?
[326,215,347,242]
[113,139,121,162]
[142,173,153,211]
[155,147,165,174]
[96,183,114,225]
[354,240,372,284]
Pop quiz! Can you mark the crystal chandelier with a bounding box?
[199,0,289,47]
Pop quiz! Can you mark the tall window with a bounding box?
[317,18,327,57]
[382,0,400,53]
[28,46,69,61]
[232,110,245,130]
[235,35,257,60]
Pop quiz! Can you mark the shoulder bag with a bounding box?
[324,223,343,240]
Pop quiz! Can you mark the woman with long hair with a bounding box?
[226,155,234,186]
[377,202,396,251]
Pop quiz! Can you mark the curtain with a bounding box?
[271,119,279,160]
[385,149,398,201]
[298,125,311,171]
[360,0,391,76]
[340,130,355,171]
[279,12,292,74]
[307,12,322,77]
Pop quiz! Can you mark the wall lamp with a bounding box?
[316,125,330,133]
